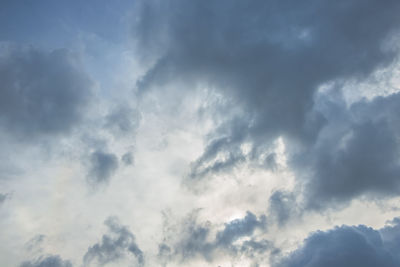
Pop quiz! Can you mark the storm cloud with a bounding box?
[135,0,400,150]
[133,0,400,207]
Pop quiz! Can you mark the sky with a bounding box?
[1,0,400,266]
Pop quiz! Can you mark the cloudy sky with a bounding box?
[1,1,400,266]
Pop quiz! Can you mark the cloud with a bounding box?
[83,216,144,266]
[2,2,400,266]
[20,255,72,267]
[0,193,7,204]
[159,211,268,264]
[25,234,46,252]
[159,211,213,262]
[189,135,247,179]
[121,151,134,166]
[215,211,267,247]
[268,190,300,226]
[104,105,141,137]
[239,239,274,256]
[275,218,400,267]
[380,217,400,263]
[132,0,400,210]
[299,91,400,208]
[0,44,92,140]
[87,150,119,185]
[134,0,400,175]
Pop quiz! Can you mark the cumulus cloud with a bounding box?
[0,44,92,140]
[275,218,400,267]
[83,216,144,266]
[20,255,72,267]
[87,150,119,185]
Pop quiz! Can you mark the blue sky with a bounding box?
[1,1,400,267]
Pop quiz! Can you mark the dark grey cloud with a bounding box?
[299,91,400,208]
[160,211,268,264]
[87,150,119,185]
[83,216,144,266]
[20,255,72,267]
[134,0,400,171]
[275,218,400,267]
[0,44,92,140]
[133,0,400,208]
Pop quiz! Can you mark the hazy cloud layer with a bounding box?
[25,234,46,252]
